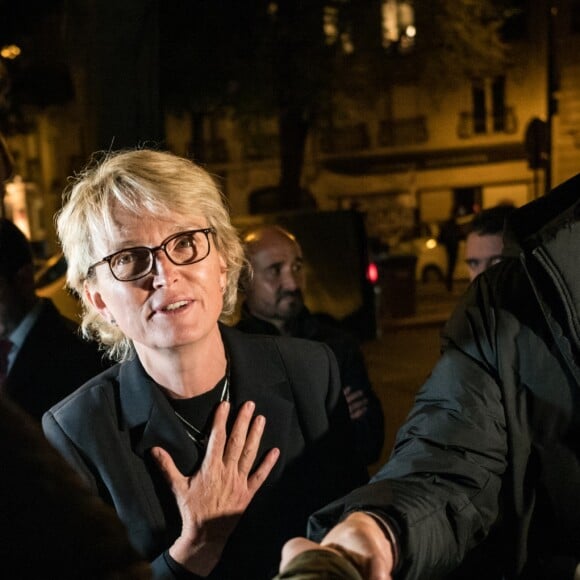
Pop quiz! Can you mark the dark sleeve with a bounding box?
[1,396,150,578]
[42,409,100,490]
[278,339,369,502]
[43,407,179,580]
[150,552,206,580]
[340,341,385,465]
[307,280,508,578]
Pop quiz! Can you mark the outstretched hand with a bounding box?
[280,512,395,580]
[152,400,280,576]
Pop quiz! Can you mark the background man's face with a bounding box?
[245,232,305,323]
[465,232,504,281]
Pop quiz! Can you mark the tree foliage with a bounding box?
[161,0,512,112]
[414,0,511,86]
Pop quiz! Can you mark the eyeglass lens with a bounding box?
[110,230,210,281]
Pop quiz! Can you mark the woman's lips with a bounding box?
[162,300,190,312]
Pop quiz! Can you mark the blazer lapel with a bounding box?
[119,358,202,475]
[221,325,295,473]
[119,327,297,478]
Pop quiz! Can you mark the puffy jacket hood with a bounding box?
[508,173,580,252]
[507,172,580,359]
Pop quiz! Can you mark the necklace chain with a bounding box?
[174,374,230,450]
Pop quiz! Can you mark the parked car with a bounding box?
[390,222,470,283]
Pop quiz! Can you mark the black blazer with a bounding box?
[43,325,367,580]
[236,305,385,465]
[5,298,110,421]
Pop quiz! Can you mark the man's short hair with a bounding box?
[0,219,33,278]
[469,204,516,237]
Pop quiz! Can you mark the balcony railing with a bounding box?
[319,123,371,154]
[457,106,518,138]
[378,116,428,147]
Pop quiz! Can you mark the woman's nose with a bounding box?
[151,251,179,285]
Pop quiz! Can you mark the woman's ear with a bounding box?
[84,280,111,319]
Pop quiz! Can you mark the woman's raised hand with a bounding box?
[152,400,280,576]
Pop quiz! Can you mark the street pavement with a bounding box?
[362,278,469,476]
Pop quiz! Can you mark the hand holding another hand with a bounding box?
[280,512,395,580]
[152,400,279,576]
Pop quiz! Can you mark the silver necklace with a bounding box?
[174,374,230,450]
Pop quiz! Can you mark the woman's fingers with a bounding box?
[172,399,277,492]
[211,400,279,483]
[222,400,255,465]
[204,400,231,462]
[237,414,266,475]
[248,447,279,494]
[151,446,185,492]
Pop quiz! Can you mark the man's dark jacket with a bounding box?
[43,325,367,580]
[236,305,384,465]
[5,298,109,421]
[308,173,580,579]
[0,396,150,577]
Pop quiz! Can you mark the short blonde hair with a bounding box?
[56,149,244,361]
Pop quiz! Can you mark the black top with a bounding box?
[168,376,227,469]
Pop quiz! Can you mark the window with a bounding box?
[492,76,506,132]
[381,0,416,53]
[472,79,487,134]
[468,76,508,135]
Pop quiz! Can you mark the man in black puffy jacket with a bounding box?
[279,173,580,579]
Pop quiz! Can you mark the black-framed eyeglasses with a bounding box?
[88,228,216,282]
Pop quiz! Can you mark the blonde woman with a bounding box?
[43,149,366,579]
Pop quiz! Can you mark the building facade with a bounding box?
[2,0,580,251]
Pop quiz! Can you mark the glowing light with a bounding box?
[367,262,379,284]
[267,2,278,17]
[425,238,437,250]
[324,6,339,45]
[341,32,354,54]
[1,45,21,60]
[405,25,416,38]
